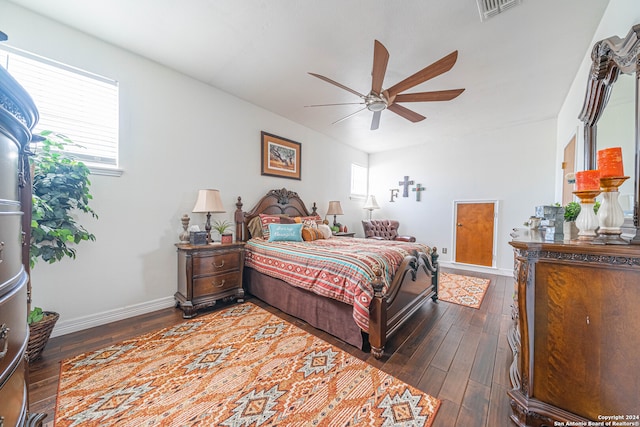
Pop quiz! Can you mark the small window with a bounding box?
[0,46,120,172]
[350,163,368,198]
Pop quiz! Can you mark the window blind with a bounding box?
[0,46,119,168]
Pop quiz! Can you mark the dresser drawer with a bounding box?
[0,211,23,287]
[0,274,28,380]
[0,357,28,426]
[192,250,241,276]
[193,271,241,298]
[0,134,20,203]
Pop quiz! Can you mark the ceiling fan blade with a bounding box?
[370,111,381,130]
[332,106,368,125]
[386,51,459,97]
[305,102,365,107]
[387,104,426,123]
[308,72,365,98]
[371,40,389,94]
[393,89,465,103]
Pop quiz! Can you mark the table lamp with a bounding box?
[192,189,226,244]
[363,195,380,219]
[326,201,344,227]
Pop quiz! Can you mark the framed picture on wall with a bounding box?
[261,131,301,180]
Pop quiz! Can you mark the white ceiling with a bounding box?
[8,0,610,153]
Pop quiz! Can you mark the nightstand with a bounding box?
[175,242,245,318]
[333,232,356,237]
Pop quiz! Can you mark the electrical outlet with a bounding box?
[442,248,448,254]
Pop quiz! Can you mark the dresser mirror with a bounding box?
[579,24,640,241]
[596,72,635,218]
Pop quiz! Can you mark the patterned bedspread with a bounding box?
[244,237,431,331]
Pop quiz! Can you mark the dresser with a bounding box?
[1,56,41,424]
[508,232,640,426]
[175,242,245,318]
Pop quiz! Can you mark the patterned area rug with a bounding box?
[55,303,440,426]
[438,272,491,309]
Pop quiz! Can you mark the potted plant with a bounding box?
[563,201,581,240]
[563,201,601,240]
[212,219,233,243]
[27,131,98,361]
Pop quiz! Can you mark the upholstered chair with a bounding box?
[361,219,416,242]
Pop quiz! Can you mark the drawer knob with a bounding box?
[213,260,225,269]
[0,324,9,360]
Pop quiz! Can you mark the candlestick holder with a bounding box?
[594,176,629,245]
[573,190,601,243]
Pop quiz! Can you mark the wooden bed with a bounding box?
[234,188,439,358]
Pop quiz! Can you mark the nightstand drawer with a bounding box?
[192,251,241,275]
[193,272,241,298]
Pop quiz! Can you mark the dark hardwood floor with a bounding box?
[28,268,514,426]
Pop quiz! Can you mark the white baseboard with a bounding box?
[438,261,512,277]
[51,296,177,338]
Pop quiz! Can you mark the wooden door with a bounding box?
[454,202,495,267]
[562,135,576,206]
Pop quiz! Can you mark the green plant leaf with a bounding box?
[27,307,44,325]
[30,131,98,269]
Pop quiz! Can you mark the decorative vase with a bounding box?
[563,221,579,241]
[595,176,629,245]
[179,214,190,243]
[573,190,601,243]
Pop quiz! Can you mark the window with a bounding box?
[350,163,368,198]
[0,46,120,173]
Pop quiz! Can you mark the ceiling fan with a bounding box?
[307,40,465,130]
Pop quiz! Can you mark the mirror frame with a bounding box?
[579,24,640,242]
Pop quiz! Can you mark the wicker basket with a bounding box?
[27,311,59,362]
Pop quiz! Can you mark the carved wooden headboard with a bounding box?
[234,188,318,241]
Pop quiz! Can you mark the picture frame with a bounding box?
[261,131,301,180]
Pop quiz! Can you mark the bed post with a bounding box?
[368,269,387,359]
[235,196,245,242]
[431,247,439,301]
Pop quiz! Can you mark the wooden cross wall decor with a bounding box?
[398,176,414,197]
[412,183,426,201]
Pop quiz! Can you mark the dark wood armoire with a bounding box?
[0,37,44,425]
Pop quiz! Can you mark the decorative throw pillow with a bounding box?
[259,214,284,240]
[247,216,264,239]
[267,223,303,242]
[317,223,333,239]
[293,215,322,224]
[302,226,325,241]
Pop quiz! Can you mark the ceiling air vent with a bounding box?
[477,0,522,21]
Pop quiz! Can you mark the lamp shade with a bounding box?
[363,195,380,211]
[192,189,226,213]
[326,201,344,216]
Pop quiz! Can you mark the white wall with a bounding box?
[556,0,640,201]
[0,2,368,336]
[369,119,557,273]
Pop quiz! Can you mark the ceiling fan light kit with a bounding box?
[308,39,464,130]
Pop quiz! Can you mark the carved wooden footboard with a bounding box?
[369,248,439,357]
[235,188,439,358]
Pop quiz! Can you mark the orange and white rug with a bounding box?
[55,303,440,426]
[438,272,491,309]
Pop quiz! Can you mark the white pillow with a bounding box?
[317,224,333,239]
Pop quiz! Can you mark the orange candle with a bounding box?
[597,147,624,177]
[575,170,601,191]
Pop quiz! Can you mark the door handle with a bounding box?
[457,223,463,227]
